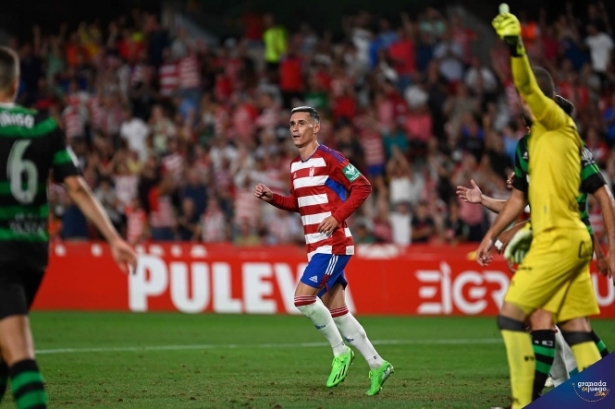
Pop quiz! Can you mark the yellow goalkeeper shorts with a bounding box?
[504,228,600,323]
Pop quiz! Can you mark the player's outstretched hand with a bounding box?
[110,238,138,274]
[476,235,494,266]
[456,180,482,204]
[318,216,339,236]
[254,183,273,202]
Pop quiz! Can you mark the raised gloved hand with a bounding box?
[492,4,525,57]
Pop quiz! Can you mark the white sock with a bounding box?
[295,296,346,356]
[331,306,384,370]
[552,326,577,387]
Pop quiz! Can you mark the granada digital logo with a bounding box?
[573,381,610,402]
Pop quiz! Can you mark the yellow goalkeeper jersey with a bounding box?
[511,56,586,235]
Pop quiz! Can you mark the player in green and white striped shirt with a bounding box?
[0,46,137,409]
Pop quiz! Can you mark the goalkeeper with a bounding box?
[457,126,615,399]
[475,5,615,408]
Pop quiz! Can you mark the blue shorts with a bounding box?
[301,254,351,297]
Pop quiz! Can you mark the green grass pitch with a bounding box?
[1,313,613,408]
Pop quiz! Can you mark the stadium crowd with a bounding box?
[8,3,615,246]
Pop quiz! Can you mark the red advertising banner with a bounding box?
[32,242,615,317]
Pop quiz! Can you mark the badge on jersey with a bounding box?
[342,163,360,182]
[309,166,315,177]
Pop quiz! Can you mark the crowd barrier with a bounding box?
[32,243,615,317]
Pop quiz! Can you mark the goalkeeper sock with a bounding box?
[295,296,346,356]
[331,306,384,370]
[10,359,48,409]
[0,361,8,403]
[497,315,534,409]
[561,331,601,371]
[531,330,555,400]
[590,330,609,358]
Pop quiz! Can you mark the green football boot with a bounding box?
[366,360,394,396]
[326,346,355,387]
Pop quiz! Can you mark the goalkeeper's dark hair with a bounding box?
[554,95,574,116]
[0,46,19,94]
[532,67,555,99]
[291,106,320,123]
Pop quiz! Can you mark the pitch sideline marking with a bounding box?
[36,338,502,355]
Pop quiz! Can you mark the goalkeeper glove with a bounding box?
[504,227,533,265]
[492,11,525,57]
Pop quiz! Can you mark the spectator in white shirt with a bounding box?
[119,106,150,163]
[585,22,613,91]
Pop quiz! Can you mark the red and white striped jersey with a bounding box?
[178,54,200,90]
[87,96,105,131]
[270,145,372,260]
[62,105,83,139]
[126,206,147,245]
[159,62,179,97]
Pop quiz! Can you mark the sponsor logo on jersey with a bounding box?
[342,163,360,182]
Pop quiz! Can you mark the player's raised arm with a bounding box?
[492,7,567,130]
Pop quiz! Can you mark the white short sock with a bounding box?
[331,306,384,370]
[295,296,346,356]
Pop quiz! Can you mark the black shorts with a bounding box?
[0,263,45,320]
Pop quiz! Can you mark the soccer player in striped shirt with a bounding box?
[0,46,137,409]
[254,106,394,395]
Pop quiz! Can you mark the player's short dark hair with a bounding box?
[554,95,575,116]
[290,106,320,123]
[532,67,555,99]
[0,46,19,93]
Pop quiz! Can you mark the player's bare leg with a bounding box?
[0,315,47,408]
[294,282,352,387]
[321,283,394,396]
[527,309,556,400]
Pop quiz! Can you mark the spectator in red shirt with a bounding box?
[388,26,416,92]
[279,50,303,109]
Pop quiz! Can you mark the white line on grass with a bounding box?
[36,338,502,355]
